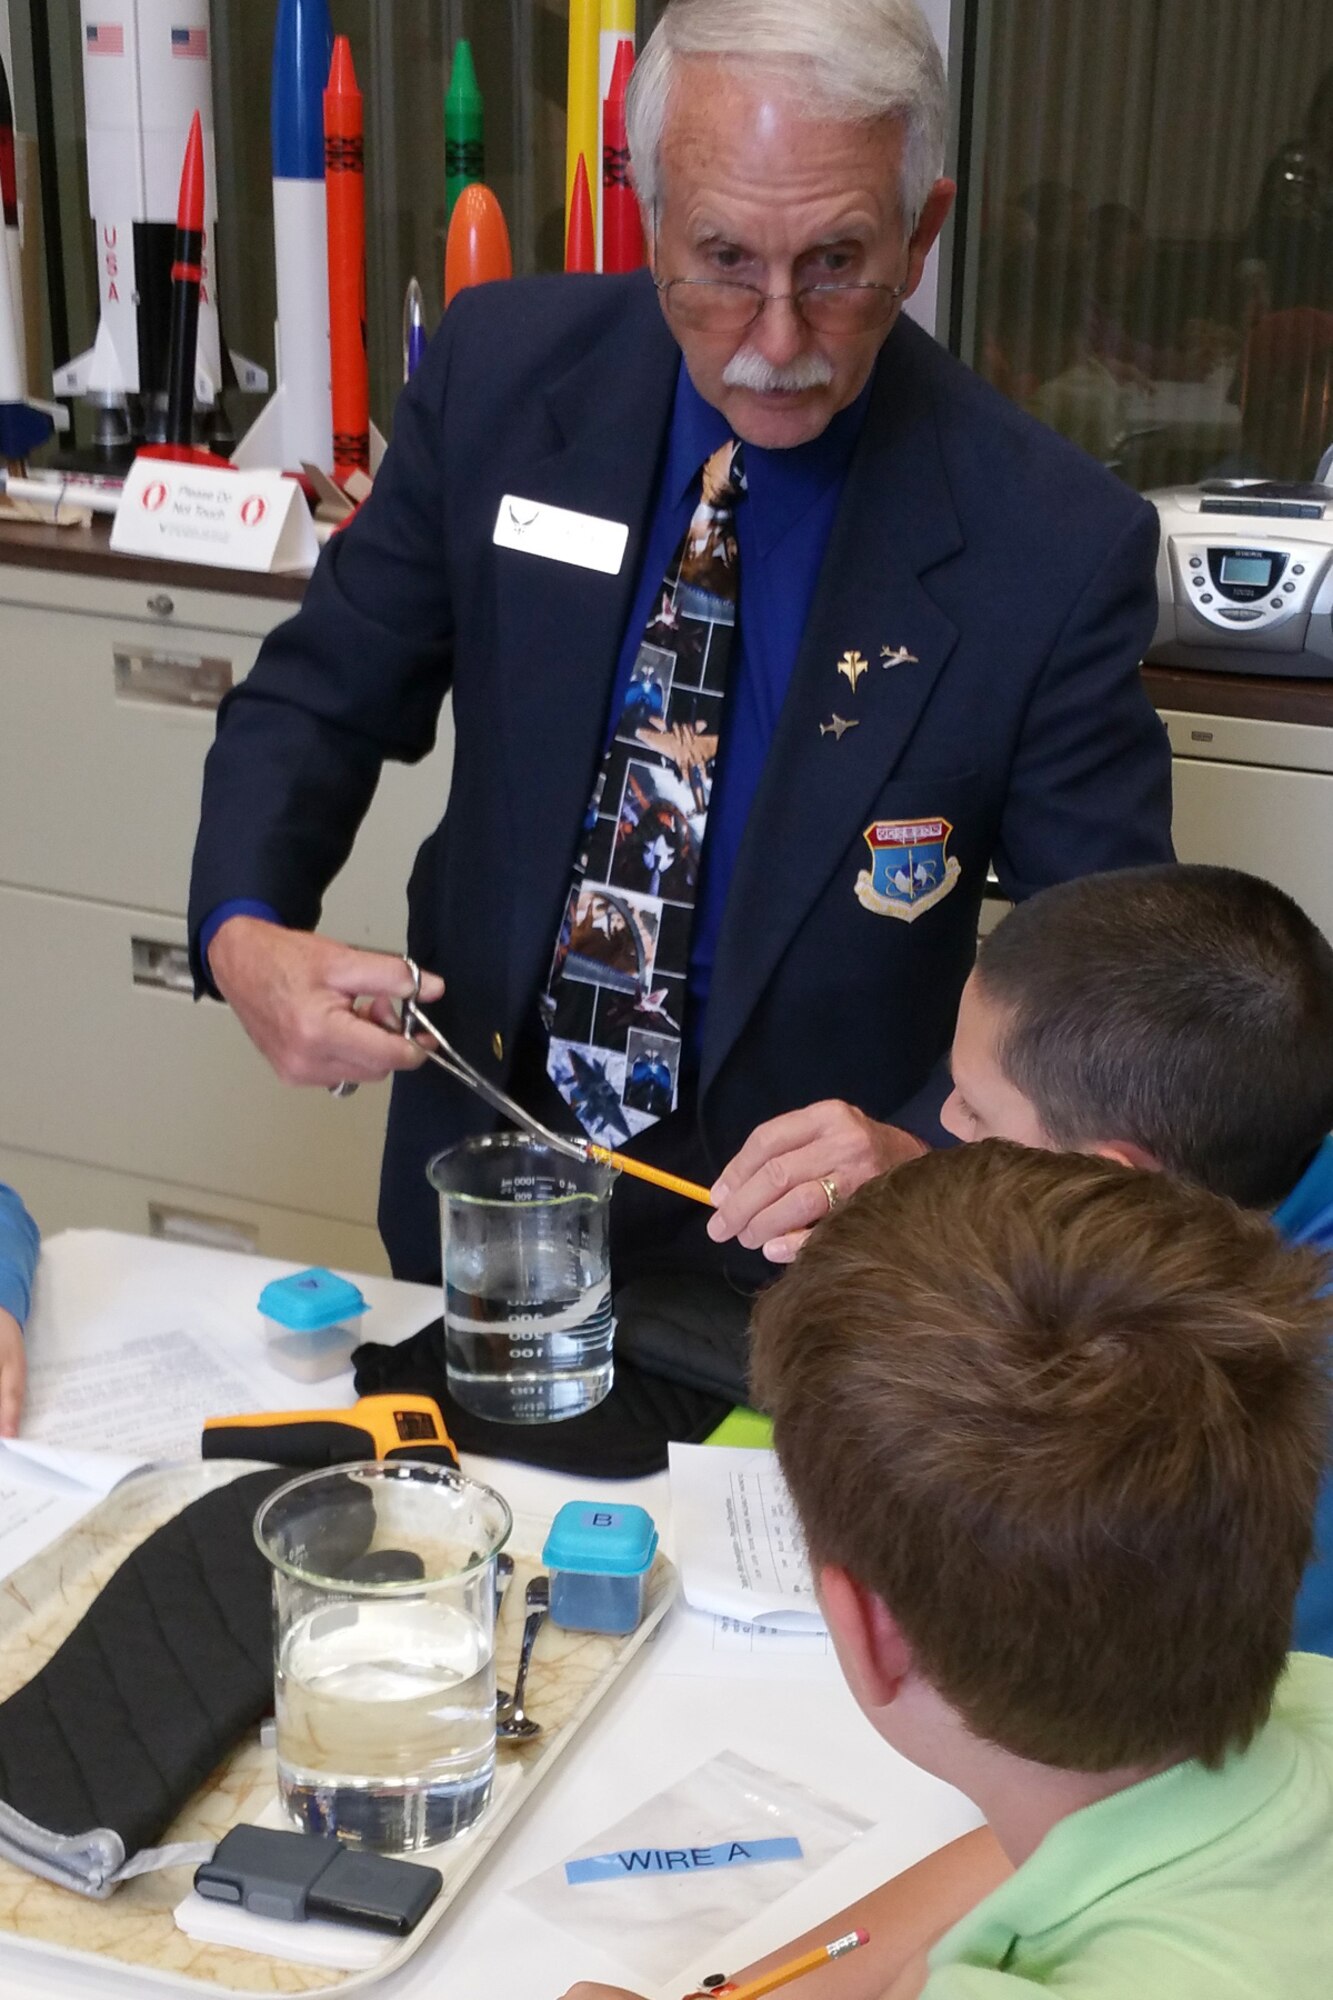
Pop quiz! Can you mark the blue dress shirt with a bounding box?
[203,361,871,1054]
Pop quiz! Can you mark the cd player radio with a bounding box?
[1146,480,1333,678]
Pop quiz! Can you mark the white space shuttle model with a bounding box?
[55,0,265,449]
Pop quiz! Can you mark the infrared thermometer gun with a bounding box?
[202,1392,458,1469]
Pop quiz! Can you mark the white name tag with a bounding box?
[111,460,319,574]
[493,494,628,575]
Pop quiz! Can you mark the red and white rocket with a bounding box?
[54,0,264,445]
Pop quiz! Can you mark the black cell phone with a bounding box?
[195,1825,442,1935]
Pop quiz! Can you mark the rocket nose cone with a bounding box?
[178,111,206,233]
[607,36,634,102]
[444,184,513,306]
[326,34,359,96]
[565,154,595,274]
[273,0,334,177]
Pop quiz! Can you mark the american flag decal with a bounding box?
[86,22,125,53]
[171,26,208,59]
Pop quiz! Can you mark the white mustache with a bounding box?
[721,346,836,393]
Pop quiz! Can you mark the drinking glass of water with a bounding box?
[428,1134,616,1424]
[254,1462,512,1852]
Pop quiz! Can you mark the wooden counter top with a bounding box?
[1141,662,1333,729]
[0,513,307,603]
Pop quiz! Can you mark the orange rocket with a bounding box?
[324,36,368,483]
[443,182,512,307]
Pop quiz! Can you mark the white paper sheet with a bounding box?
[0,1472,100,1578]
[21,1327,262,1460]
[667,1445,823,1626]
[0,1437,150,1578]
[652,1603,839,1683]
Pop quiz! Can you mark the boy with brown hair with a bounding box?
[566,1143,1333,1999]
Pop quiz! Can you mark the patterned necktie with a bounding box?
[542,439,746,1144]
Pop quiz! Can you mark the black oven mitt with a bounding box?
[0,1467,372,1899]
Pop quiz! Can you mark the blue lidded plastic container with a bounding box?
[257,1268,369,1382]
[542,1501,659,1635]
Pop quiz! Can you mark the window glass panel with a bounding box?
[960,0,1333,488]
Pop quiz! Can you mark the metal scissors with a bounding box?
[395,958,588,1164]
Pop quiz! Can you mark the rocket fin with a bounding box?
[53,345,95,397]
[232,378,305,473]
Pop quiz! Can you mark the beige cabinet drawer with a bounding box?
[0,605,263,912]
[0,592,455,945]
[1170,757,1333,943]
[0,1142,389,1274]
[0,884,399,1224]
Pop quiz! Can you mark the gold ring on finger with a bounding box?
[819,1173,839,1214]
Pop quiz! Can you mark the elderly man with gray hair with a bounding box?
[190,0,1172,1405]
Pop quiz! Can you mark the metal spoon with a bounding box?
[492,1553,516,1708]
[496,1575,549,1742]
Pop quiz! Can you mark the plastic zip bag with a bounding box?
[511,1748,873,1987]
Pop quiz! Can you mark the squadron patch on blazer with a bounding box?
[855,817,961,920]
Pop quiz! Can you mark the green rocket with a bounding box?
[444,39,484,223]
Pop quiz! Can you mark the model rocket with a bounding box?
[324,36,368,483]
[233,0,333,474]
[55,0,265,454]
[0,51,53,461]
[443,183,512,307]
[0,49,26,391]
[566,0,599,265]
[601,39,643,274]
[403,277,425,382]
[444,40,483,224]
[597,0,634,270]
[163,110,204,445]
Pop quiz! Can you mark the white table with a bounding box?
[0,1233,979,2000]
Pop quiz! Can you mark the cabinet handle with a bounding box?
[131,937,194,994]
[114,645,233,710]
[148,1203,259,1254]
[147,592,175,617]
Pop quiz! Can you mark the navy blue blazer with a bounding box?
[190,271,1173,1280]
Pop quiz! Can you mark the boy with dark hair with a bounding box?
[945,863,1333,1224]
[566,1145,1333,1999]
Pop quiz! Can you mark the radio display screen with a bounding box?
[1219,554,1273,586]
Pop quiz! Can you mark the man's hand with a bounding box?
[209,918,445,1089]
[0,1308,26,1437]
[708,1102,928,1263]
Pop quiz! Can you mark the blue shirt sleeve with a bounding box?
[0,1185,40,1330]
[197,899,283,997]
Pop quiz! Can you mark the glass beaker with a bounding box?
[254,1462,512,1852]
[427,1133,615,1424]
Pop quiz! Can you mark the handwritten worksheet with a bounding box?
[667,1444,822,1625]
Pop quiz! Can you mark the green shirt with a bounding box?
[924,1653,1333,1996]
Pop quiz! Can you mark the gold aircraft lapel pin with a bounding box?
[837,649,869,690]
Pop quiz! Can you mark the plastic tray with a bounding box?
[0,1460,676,1994]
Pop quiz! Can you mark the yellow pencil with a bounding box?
[566,0,600,247]
[687,1928,870,2000]
[585,1143,715,1207]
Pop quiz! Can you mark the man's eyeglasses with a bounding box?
[655,276,909,336]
